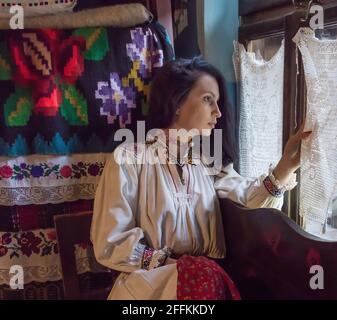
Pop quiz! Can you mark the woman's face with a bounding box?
[171,74,222,136]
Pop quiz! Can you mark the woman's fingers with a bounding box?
[301,130,312,140]
[294,118,312,141]
[296,119,306,135]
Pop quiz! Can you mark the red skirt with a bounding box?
[176,255,241,300]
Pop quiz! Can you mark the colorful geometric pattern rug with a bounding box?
[0,22,174,156]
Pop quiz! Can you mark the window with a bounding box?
[237,3,337,239]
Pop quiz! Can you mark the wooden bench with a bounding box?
[54,212,118,299]
[220,198,337,299]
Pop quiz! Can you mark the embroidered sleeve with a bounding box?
[214,162,296,210]
[141,246,172,270]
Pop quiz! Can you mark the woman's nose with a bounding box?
[214,103,222,118]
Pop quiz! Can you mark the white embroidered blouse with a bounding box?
[91,132,290,299]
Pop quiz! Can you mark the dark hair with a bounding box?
[146,57,237,167]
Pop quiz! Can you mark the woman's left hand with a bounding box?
[273,120,312,185]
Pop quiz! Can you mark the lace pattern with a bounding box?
[0,183,97,206]
[0,153,108,205]
[293,28,337,229]
[0,258,96,285]
[233,40,284,178]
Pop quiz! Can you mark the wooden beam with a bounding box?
[241,4,295,25]
[239,0,293,16]
[239,16,286,42]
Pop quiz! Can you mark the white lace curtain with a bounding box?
[293,27,337,235]
[233,39,284,178]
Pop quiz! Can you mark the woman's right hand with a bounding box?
[165,257,177,265]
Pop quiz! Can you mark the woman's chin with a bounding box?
[200,128,212,136]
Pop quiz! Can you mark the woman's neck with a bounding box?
[164,126,197,144]
[162,127,195,161]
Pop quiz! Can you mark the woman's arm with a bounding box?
[214,163,287,210]
[214,120,311,210]
[90,145,170,273]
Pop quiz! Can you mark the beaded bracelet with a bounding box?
[266,164,298,193]
[141,246,154,270]
[141,246,172,270]
[263,175,283,198]
[263,167,298,198]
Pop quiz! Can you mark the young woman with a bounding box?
[91,57,311,300]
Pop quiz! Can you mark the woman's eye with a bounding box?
[203,96,213,103]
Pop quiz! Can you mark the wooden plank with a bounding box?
[54,212,93,300]
[239,0,293,16]
[282,12,306,221]
[239,16,286,42]
[241,4,295,25]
